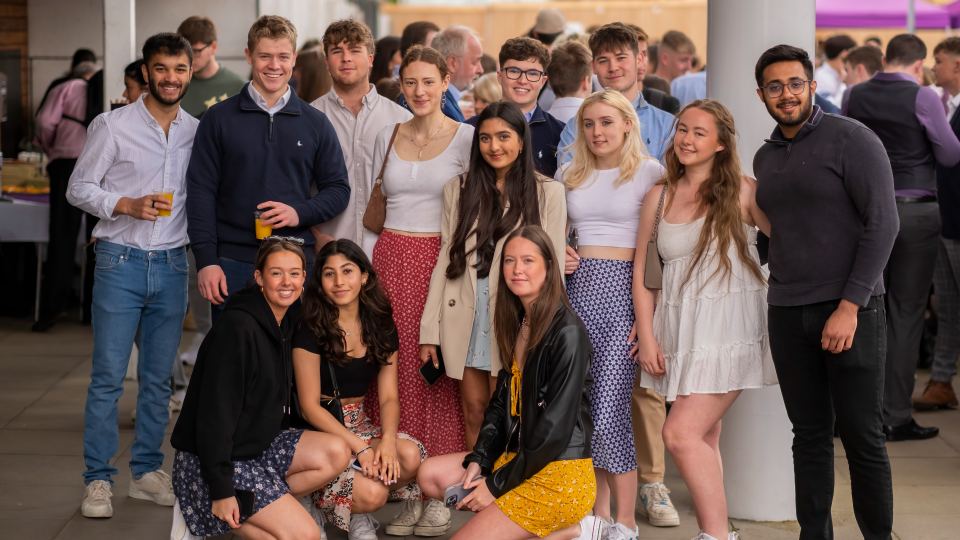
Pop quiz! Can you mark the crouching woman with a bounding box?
[417,225,601,540]
[170,237,351,539]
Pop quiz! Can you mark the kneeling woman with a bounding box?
[418,225,601,540]
[293,239,427,537]
[171,238,351,539]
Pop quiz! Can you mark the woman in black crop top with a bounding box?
[292,240,427,537]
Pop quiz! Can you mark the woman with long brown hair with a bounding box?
[416,225,600,540]
[633,99,775,540]
[420,101,566,451]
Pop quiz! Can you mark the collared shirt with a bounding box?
[547,96,584,124]
[557,90,675,164]
[311,85,412,255]
[947,91,960,121]
[523,107,535,123]
[448,84,463,104]
[36,78,88,161]
[670,71,707,108]
[814,62,845,108]
[66,96,199,250]
[247,83,291,116]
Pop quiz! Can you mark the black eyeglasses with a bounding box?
[264,235,305,245]
[502,66,545,82]
[191,43,211,55]
[761,79,811,98]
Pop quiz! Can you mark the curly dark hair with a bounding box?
[301,240,398,367]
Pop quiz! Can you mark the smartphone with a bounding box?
[444,481,477,508]
[567,228,579,251]
[419,348,445,385]
[235,489,255,520]
[349,458,363,471]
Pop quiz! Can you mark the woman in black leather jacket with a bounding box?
[417,225,604,540]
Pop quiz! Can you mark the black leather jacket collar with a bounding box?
[463,306,594,498]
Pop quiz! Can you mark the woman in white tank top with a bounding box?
[632,100,775,540]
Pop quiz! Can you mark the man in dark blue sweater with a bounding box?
[187,16,349,312]
[754,45,899,540]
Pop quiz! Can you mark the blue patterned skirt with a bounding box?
[567,258,638,474]
[172,429,303,537]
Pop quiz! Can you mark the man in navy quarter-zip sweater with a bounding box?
[188,15,349,316]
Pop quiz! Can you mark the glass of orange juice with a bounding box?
[156,192,174,217]
[254,210,272,240]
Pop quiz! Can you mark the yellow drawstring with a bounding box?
[510,360,522,417]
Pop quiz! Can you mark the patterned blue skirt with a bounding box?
[172,429,303,537]
[567,258,638,474]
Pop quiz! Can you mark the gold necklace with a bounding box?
[408,120,446,160]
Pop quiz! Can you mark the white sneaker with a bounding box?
[412,498,451,536]
[385,499,422,536]
[608,522,640,540]
[81,480,113,518]
[638,482,680,527]
[129,470,176,506]
[348,513,379,540]
[576,515,607,540]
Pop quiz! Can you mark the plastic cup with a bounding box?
[156,192,173,217]
[254,210,272,240]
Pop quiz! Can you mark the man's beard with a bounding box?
[148,76,189,106]
[765,89,813,129]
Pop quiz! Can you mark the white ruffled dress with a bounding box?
[641,216,777,401]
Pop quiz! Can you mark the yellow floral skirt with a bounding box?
[493,452,596,537]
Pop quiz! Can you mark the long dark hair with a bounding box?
[494,225,570,366]
[301,240,398,366]
[446,101,542,280]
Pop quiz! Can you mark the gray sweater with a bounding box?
[754,106,899,307]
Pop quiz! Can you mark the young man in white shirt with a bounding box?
[311,19,411,257]
[67,33,199,519]
[546,40,593,124]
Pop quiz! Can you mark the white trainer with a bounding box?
[385,499,422,536]
[412,498,451,537]
[576,515,608,540]
[608,522,640,540]
[81,480,113,518]
[638,482,680,527]
[129,470,176,506]
[348,513,380,540]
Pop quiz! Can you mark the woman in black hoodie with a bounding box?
[171,238,350,539]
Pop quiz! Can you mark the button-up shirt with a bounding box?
[66,95,199,250]
[311,85,412,255]
[947,91,960,122]
[248,83,291,116]
[36,78,88,161]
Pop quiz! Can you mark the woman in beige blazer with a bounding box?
[419,103,567,449]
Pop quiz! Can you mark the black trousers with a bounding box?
[38,158,83,321]
[769,296,893,540]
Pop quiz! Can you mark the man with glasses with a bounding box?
[177,16,245,118]
[753,44,899,539]
[468,37,563,177]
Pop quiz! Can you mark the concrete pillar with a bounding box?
[708,0,816,522]
[103,0,136,111]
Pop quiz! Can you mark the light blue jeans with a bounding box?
[83,240,188,484]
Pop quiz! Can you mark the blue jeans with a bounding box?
[83,240,188,484]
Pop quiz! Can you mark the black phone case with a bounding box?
[236,489,255,520]
[419,348,445,385]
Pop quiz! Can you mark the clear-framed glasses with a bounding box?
[264,235,305,245]
[502,66,545,82]
[761,79,811,98]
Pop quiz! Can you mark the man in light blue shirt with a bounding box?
[671,70,707,108]
[557,23,675,165]
[67,33,198,520]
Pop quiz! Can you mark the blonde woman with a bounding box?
[471,72,502,116]
[559,89,664,540]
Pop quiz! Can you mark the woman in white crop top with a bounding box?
[559,89,665,539]
[366,46,472,533]
[633,100,773,540]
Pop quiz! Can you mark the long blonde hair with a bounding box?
[664,99,765,288]
[563,89,650,189]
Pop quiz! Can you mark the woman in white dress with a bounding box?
[632,99,775,540]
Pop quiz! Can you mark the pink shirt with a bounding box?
[36,78,88,161]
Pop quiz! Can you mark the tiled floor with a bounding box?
[1,317,959,539]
